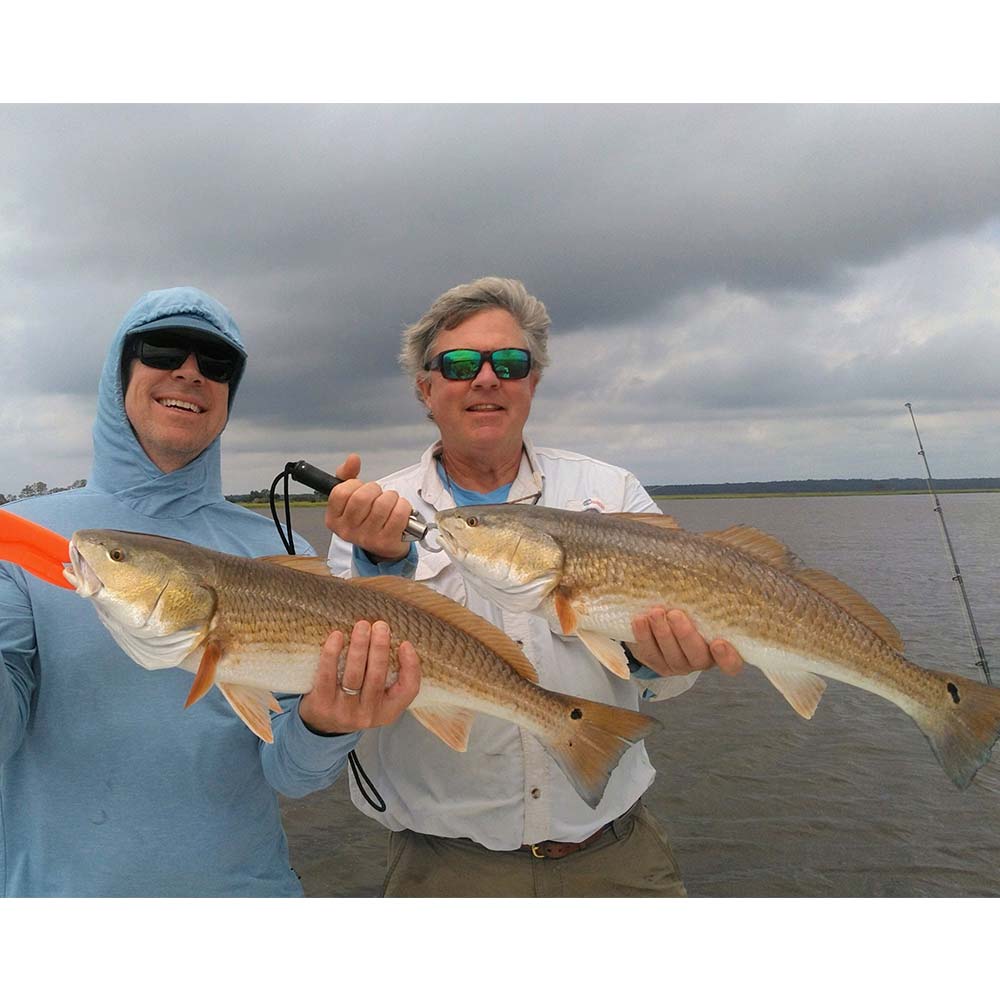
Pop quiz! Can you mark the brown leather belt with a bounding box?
[523,822,613,859]
[522,799,641,859]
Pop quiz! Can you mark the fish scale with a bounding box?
[564,526,906,683]
[210,554,538,702]
[436,503,1000,789]
[59,528,660,808]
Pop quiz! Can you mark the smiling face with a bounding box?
[124,351,229,473]
[418,308,539,463]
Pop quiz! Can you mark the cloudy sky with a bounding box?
[3,103,1000,497]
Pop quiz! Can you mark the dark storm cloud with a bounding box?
[3,104,1000,493]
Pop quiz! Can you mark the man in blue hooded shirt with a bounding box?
[0,287,420,897]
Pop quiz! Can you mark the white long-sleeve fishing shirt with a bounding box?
[327,437,696,850]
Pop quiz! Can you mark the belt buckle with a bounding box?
[530,843,547,859]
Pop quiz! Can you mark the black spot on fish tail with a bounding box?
[948,682,961,704]
[571,708,583,719]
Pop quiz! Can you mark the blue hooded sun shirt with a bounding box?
[0,287,359,897]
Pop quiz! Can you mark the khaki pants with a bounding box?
[382,801,687,898]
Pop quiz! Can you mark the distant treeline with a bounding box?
[227,489,324,504]
[0,479,87,505]
[8,478,996,507]
[648,477,1000,496]
[224,476,1000,504]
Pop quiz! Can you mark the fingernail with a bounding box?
[373,621,389,638]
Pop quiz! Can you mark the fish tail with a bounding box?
[910,666,1000,789]
[537,696,660,808]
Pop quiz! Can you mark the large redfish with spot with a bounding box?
[435,504,1000,789]
[55,527,657,807]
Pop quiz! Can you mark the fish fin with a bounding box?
[910,667,1000,788]
[351,575,538,684]
[704,524,801,572]
[607,512,681,530]
[577,629,631,679]
[409,703,476,752]
[553,589,578,634]
[540,695,660,808]
[184,640,223,708]
[0,509,74,589]
[257,554,332,577]
[759,666,827,719]
[701,527,904,652]
[217,682,277,744]
[794,568,904,652]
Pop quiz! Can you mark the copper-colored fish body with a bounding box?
[437,504,1000,789]
[64,529,658,807]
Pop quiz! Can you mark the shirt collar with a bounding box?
[417,436,545,512]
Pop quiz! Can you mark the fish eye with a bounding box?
[109,549,124,562]
[465,516,478,527]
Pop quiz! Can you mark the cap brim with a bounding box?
[128,315,240,350]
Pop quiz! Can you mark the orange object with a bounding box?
[0,508,74,589]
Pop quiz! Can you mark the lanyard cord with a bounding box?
[268,468,296,554]
[267,470,386,812]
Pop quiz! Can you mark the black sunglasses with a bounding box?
[425,348,532,381]
[131,332,241,384]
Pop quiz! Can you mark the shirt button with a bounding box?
[530,787,541,799]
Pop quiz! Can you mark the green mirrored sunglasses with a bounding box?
[425,348,532,381]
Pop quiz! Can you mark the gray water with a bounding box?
[270,494,1000,896]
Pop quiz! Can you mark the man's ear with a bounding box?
[417,376,432,408]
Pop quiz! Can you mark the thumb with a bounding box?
[335,453,362,481]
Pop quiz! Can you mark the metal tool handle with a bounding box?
[286,460,430,541]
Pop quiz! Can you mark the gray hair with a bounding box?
[400,276,551,403]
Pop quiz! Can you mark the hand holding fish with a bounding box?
[325,453,413,562]
[299,620,421,735]
[628,608,744,678]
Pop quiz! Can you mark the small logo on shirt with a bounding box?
[567,497,607,513]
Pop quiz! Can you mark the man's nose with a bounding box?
[471,360,500,386]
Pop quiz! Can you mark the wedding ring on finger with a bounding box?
[341,684,362,696]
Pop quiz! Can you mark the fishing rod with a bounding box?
[905,403,992,686]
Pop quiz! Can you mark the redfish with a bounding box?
[436,504,1000,788]
[56,528,657,807]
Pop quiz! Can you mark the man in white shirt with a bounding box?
[326,276,742,896]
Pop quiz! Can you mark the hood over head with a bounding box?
[90,287,249,517]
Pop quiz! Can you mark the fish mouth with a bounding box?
[64,539,103,597]
[434,521,463,559]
